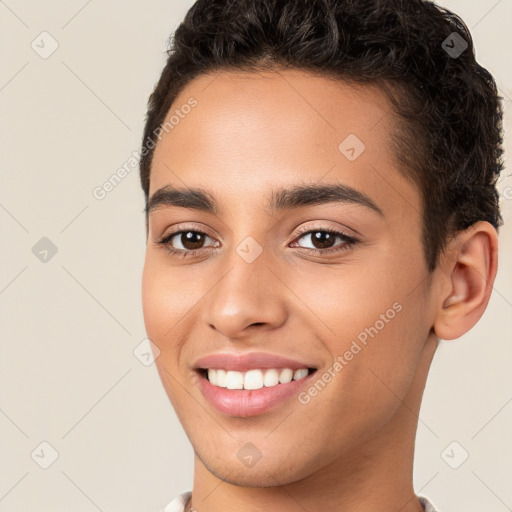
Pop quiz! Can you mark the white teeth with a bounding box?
[263,368,279,387]
[226,370,244,389]
[293,368,308,380]
[216,369,227,387]
[279,368,293,384]
[244,369,264,390]
[206,368,310,389]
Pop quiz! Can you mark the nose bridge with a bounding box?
[203,234,286,336]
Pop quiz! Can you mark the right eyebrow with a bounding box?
[145,185,219,215]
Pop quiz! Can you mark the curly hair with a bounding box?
[139,0,504,271]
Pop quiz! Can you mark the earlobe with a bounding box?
[433,222,498,341]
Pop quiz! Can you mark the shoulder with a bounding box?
[418,495,440,512]
[160,490,192,512]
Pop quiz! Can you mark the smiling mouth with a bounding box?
[198,367,317,390]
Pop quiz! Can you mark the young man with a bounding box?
[139,0,503,510]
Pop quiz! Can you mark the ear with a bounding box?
[433,221,499,340]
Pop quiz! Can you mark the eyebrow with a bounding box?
[145,182,384,217]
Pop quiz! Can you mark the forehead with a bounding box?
[149,69,419,222]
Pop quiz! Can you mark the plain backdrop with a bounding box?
[0,1,511,511]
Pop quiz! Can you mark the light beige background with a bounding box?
[0,1,510,511]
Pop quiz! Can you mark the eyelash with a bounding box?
[156,225,359,259]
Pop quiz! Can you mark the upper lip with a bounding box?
[193,352,317,372]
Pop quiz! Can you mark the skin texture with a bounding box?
[141,69,498,512]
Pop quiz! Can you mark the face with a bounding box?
[142,69,438,486]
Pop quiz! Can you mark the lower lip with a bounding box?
[197,372,315,417]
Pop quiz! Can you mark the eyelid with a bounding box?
[156,220,360,257]
[158,221,356,244]
[158,222,219,242]
[291,221,358,240]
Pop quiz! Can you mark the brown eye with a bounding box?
[157,228,218,256]
[291,228,359,255]
[306,231,337,249]
[177,231,208,250]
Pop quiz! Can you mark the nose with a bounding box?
[202,251,288,341]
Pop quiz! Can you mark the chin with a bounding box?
[196,447,316,488]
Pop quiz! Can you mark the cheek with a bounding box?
[141,263,168,346]
[141,254,198,344]
[282,255,410,341]
[141,253,218,394]
[289,255,428,405]
[141,256,189,383]
[142,257,201,419]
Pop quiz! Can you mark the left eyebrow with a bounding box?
[269,182,384,216]
[145,182,384,217]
